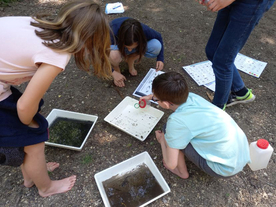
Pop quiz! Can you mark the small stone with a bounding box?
[162,197,168,204]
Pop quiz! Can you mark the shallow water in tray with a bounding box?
[103,163,164,207]
[49,117,93,147]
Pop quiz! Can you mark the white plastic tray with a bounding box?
[94,151,170,207]
[104,96,164,141]
[46,109,98,151]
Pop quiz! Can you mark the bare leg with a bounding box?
[22,162,59,188]
[126,54,140,76]
[21,142,76,197]
[21,162,33,188]
[109,50,122,73]
[110,50,126,87]
[163,151,189,179]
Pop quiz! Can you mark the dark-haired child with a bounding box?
[110,17,164,87]
[141,72,250,178]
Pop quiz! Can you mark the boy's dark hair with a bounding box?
[152,72,189,105]
[117,18,147,62]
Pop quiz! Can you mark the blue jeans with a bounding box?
[205,0,275,108]
[110,39,161,58]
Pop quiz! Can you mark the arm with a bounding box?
[17,63,62,125]
[139,94,153,102]
[155,130,180,170]
[142,24,164,63]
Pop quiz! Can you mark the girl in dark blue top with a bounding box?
[110,17,164,87]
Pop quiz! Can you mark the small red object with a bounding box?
[257,139,269,149]
[139,99,147,108]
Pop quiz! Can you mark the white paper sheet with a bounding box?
[234,53,267,78]
[182,61,215,86]
[183,53,267,91]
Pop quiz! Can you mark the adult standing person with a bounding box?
[0,0,111,197]
[202,0,275,109]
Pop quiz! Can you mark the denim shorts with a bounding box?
[110,39,161,58]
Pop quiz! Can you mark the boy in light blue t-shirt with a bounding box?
[142,72,251,178]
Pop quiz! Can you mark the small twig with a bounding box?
[15,194,22,206]
[113,82,125,99]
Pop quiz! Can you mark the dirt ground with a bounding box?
[0,0,276,206]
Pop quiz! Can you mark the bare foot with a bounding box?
[129,68,137,76]
[39,175,77,197]
[23,162,60,188]
[24,179,35,188]
[47,162,60,172]
[163,160,189,179]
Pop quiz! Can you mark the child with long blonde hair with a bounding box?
[0,0,111,197]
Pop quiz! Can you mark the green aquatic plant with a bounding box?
[49,117,93,147]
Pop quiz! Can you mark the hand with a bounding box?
[155,130,165,144]
[139,94,153,102]
[198,0,205,5]
[206,0,235,12]
[156,61,164,71]
[112,71,126,87]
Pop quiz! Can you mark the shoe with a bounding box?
[227,89,256,107]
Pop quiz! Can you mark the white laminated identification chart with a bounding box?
[234,53,267,78]
[133,68,164,101]
[183,53,267,92]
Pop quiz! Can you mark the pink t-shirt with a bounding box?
[0,16,71,101]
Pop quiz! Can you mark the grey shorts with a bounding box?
[183,143,232,178]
